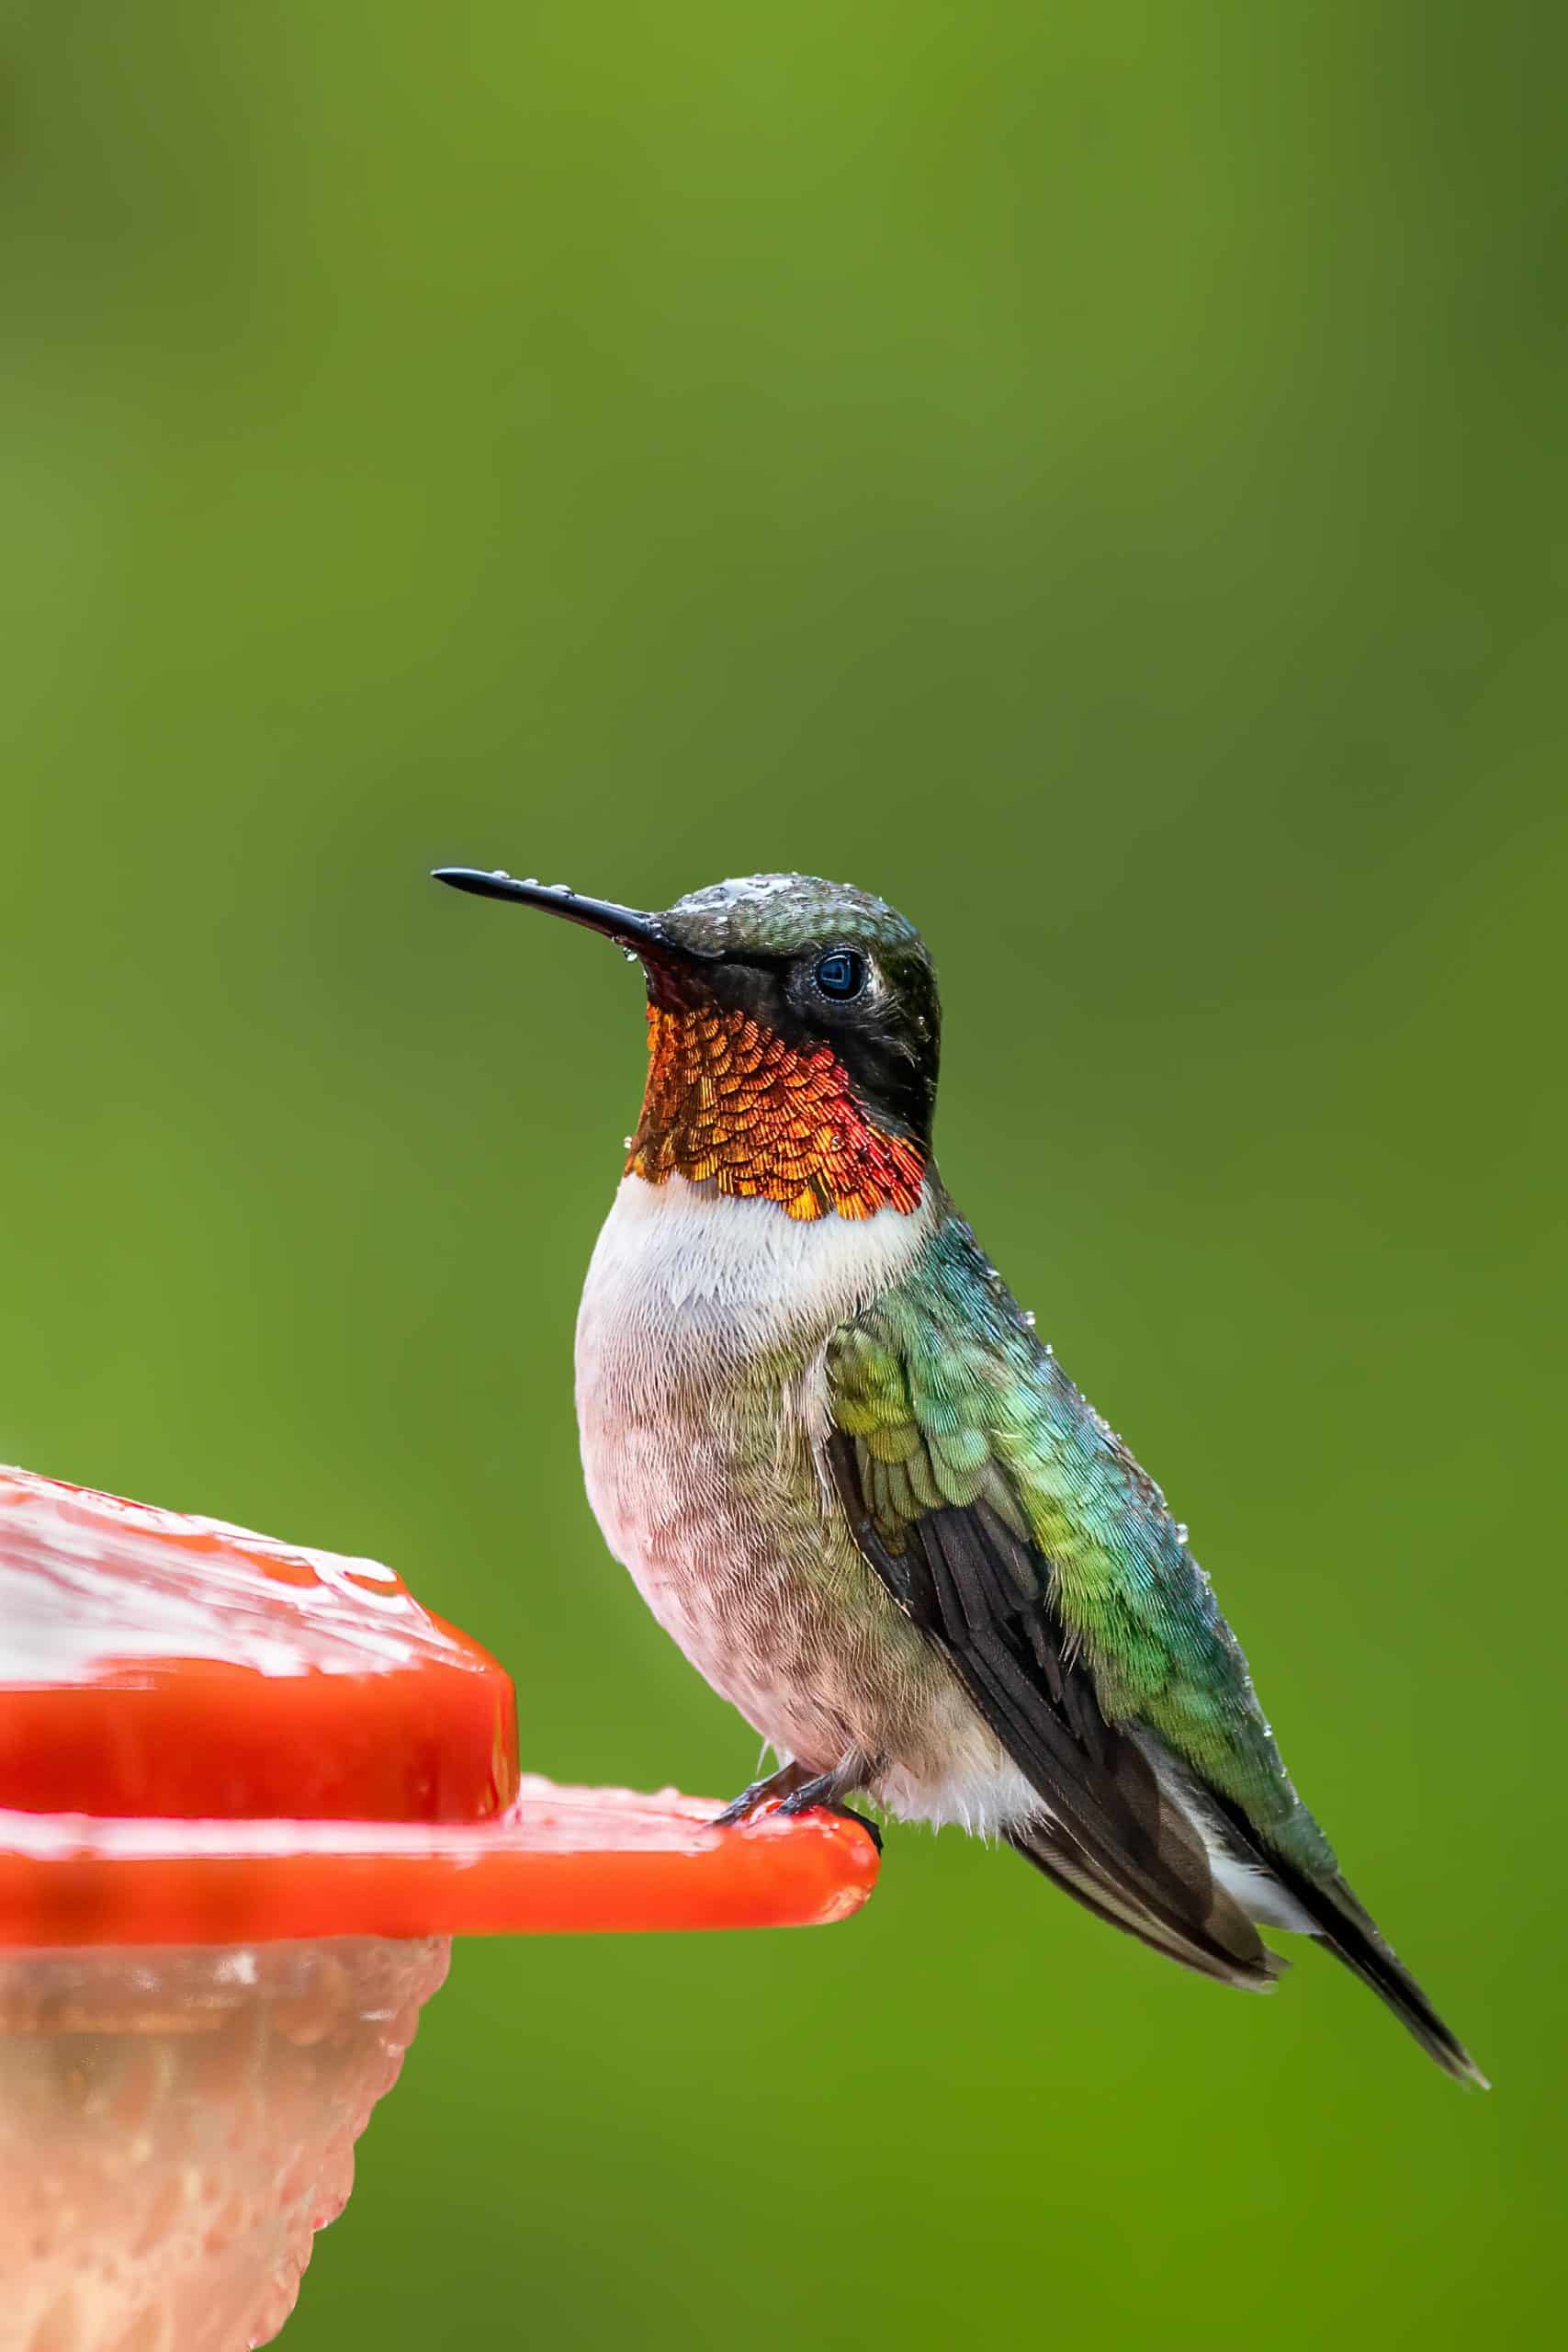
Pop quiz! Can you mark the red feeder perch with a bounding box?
[0,1466,877,2349]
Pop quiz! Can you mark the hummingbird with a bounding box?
[434,865,1482,2084]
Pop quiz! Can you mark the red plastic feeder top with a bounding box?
[0,1465,878,1947]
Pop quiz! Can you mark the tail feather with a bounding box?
[1184,1780,1485,2084]
[1012,1795,1486,2086]
[1232,1826,1485,2086]
[1142,1736,1486,2086]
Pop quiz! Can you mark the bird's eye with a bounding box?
[814,949,867,1002]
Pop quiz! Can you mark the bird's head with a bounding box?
[434,867,941,1221]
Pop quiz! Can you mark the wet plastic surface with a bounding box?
[0,1467,516,1825]
[0,1463,878,2347]
[0,1777,878,1948]
[0,1465,877,1947]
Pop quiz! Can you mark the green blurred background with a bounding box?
[3,3,1563,2344]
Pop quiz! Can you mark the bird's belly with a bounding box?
[573,1177,1023,1818]
[578,1363,867,1762]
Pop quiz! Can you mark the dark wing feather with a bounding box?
[825,1259,1483,2079]
[826,1434,1279,1988]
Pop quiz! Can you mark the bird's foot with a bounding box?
[777,1776,884,1854]
[712,1759,883,1853]
[710,1758,818,1828]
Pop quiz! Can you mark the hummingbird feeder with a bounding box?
[0,1464,878,2350]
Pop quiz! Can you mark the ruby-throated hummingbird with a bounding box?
[434,865,1482,2084]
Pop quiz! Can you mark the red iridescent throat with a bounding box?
[626,1004,926,1222]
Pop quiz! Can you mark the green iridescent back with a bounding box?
[828,1204,1337,1876]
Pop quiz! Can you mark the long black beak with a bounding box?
[431,868,674,959]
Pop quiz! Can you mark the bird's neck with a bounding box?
[625,1002,927,1223]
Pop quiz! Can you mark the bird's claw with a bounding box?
[710,1761,815,1829]
[774,1773,884,1852]
[711,1762,883,1851]
[778,1793,884,1853]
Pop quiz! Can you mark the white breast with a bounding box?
[572,1173,939,1762]
[577,1171,935,1375]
